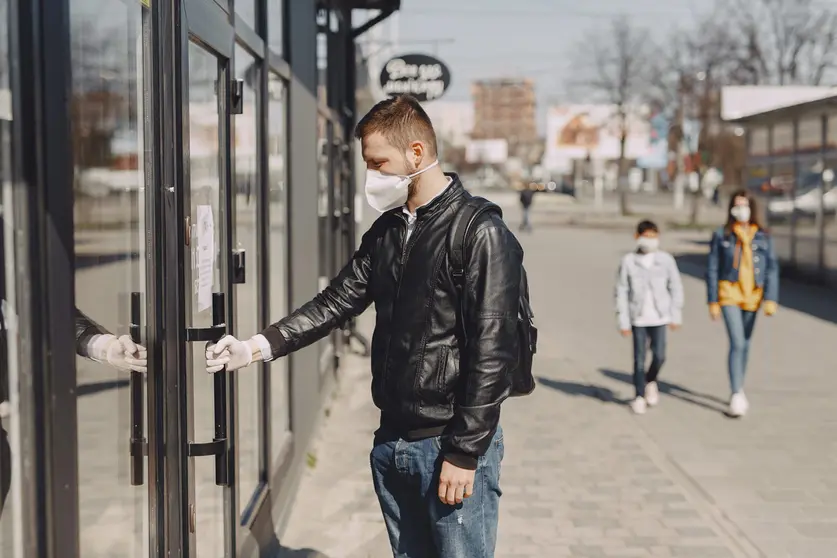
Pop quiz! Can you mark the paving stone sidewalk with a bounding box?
[276,204,837,558]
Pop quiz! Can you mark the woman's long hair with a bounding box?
[724,189,766,235]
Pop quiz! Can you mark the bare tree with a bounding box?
[727,0,837,85]
[570,16,653,215]
[674,13,746,223]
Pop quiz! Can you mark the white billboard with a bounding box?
[466,139,508,164]
[543,104,651,173]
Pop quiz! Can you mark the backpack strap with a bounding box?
[447,196,503,291]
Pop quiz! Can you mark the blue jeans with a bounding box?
[631,325,667,398]
[520,207,531,231]
[370,427,504,558]
[721,306,758,394]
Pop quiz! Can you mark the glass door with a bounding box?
[181,38,234,557]
[69,1,156,557]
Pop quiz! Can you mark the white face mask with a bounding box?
[731,205,751,223]
[637,237,660,253]
[364,159,439,213]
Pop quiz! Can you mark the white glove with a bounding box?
[90,334,148,373]
[205,335,252,374]
[0,401,10,419]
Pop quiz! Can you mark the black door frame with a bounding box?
[11,0,80,553]
[158,0,241,555]
[13,0,169,555]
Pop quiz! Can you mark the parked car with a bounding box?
[767,171,837,220]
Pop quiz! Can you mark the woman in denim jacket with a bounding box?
[706,190,779,417]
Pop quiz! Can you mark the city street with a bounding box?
[276,199,837,558]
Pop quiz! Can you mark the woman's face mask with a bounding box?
[364,159,439,213]
[731,205,751,223]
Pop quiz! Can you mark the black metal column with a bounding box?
[13,0,79,555]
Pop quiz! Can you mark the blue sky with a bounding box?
[396,0,710,131]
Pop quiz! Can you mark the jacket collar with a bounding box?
[386,173,465,221]
[415,173,465,219]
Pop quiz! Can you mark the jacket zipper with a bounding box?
[382,214,423,399]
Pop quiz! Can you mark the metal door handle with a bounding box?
[186,292,230,486]
[129,292,147,486]
[232,249,246,284]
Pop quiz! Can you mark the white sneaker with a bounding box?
[631,397,647,415]
[645,382,660,407]
[729,392,749,417]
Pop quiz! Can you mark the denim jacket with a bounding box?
[705,226,779,304]
[615,251,684,331]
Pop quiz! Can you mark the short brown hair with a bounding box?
[355,95,438,156]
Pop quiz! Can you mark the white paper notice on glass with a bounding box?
[196,204,215,312]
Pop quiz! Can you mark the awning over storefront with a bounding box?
[722,86,837,125]
[337,0,400,9]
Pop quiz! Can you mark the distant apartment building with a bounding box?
[471,78,537,148]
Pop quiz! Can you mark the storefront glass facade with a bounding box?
[743,102,837,286]
[0,0,391,556]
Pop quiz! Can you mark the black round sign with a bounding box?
[379,54,451,102]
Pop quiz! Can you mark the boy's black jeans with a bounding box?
[631,325,667,398]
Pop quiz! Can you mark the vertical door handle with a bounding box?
[211,292,229,486]
[129,292,146,486]
[186,292,230,487]
[232,249,246,284]
[230,79,244,115]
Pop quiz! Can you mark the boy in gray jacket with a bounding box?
[615,220,684,414]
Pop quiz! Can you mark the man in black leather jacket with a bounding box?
[206,95,523,557]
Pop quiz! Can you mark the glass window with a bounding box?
[316,9,328,106]
[798,115,823,156]
[70,1,151,555]
[317,116,330,289]
[773,122,793,155]
[0,0,19,551]
[235,0,256,31]
[828,109,837,153]
[268,0,283,55]
[267,73,290,463]
[233,44,261,516]
[823,130,837,283]
[748,127,768,156]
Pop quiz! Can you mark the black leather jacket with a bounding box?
[261,176,523,468]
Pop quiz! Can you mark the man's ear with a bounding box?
[409,141,425,166]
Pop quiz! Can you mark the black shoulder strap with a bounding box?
[447,196,502,290]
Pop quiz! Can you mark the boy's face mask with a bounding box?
[636,236,660,253]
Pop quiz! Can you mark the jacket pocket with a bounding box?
[418,345,454,412]
[436,346,450,394]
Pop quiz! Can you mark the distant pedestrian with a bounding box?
[706,190,779,418]
[615,220,684,414]
[519,186,535,232]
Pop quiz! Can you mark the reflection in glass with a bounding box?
[187,43,226,558]
[793,117,824,275]
[70,1,151,556]
[317,116,330,288]
[234,45,261,516]
[268,0,283,55]
[0,0,19,553]
[235,0,256,31]
[268,74,290,464]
